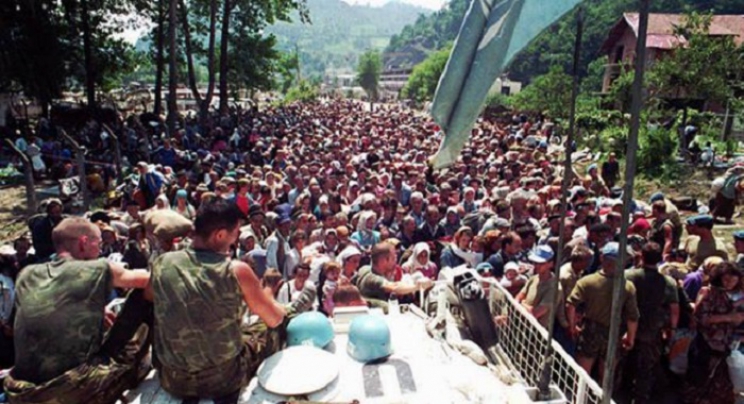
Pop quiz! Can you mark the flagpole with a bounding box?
[536,7,583,400]
[600,0,650,403]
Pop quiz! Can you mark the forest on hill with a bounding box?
[261,0,431,79]
[385,0,744,85]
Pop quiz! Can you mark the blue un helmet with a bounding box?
[287,312,334,349]
[347,315,392,363]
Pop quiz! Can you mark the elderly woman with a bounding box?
[440,226,477,269]
[402,242,438,280]
[351,211,381,251]
[683,262,744,404]
[440,206,461,237]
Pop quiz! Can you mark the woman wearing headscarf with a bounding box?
[154,194,170,210]
[350,210,381,252]
[440,206,461,237]
[337,245,363,282]
[440,226,477,269]
[402,242,438,280]
[172,189,196,220]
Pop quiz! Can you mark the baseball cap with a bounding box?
[528,245,554,264]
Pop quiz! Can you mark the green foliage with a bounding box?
[594,126,628,157]
[485,93,511,108]
[356,49,382,100]
[581,58,607,95]
[400,46,451,102]
[637,125,678,178]
[576,102,625,136]
[647,12,739,107]
[266,0,431,79]
[227,33,280,94]
[284,79,319,103]
[0,0,145,108]
[276,50,300,94]
[386,0,744,82]
[510,65,572,119]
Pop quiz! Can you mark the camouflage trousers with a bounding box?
[629,337,663,404]
[5,289,153,404]
[159,314,292,401]
[576,320,611,360]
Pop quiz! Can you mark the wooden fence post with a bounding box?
[102,124,124,184]
[59,130,90,212]
[4,139,37,215]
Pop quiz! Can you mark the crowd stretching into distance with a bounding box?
[1,99,744,404]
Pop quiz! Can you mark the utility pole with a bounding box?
[601,1,650,403]
[537,8,583,400]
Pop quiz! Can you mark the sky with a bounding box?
[340,0,447,9]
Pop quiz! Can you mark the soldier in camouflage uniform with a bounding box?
[625,242,679,404]
[4,217,153,404]
[152,200,288,402]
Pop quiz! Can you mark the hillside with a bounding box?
[385,0,744,85]
[266,0,432,78]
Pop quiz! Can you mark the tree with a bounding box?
[401,46,451,102]
[648,12,739,112]
[153,0,167,115]
[0,0,144,116]
[276,50,300,94]
[356,49,382,101]
[510,65,573,119]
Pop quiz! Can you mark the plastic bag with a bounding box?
[727,343,744,393]
[668,329,696,375]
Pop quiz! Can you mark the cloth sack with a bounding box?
[144,209,193,241]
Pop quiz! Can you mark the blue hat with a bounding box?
[538,140,548,149]
[475,262,493,274]
[649,192,664,203]
[528,245,555,264]
[275,203,292,217]
[276,214,291,225]
[685,214,714,227]
[587,164,598,173]
[601,242,620,258]
[734,230,744,241]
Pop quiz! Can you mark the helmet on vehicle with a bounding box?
[287,312,334,349]
[347,315,392,363]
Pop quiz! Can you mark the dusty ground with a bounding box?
[0,185,39,243]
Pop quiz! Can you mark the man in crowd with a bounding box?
[5,217,152,403]
[31,198,64,261]
[567,242,639,382]
[353,242,434,309]
[625,242,679,404]
[682,214,728,271]
[151,199,287,402]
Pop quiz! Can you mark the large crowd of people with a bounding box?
[0,99,744,403]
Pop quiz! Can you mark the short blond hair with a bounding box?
[52,217,99,253]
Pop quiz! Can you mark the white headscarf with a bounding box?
[336,245,362,265]
[405,243,431,271]
[356,210,377,234]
